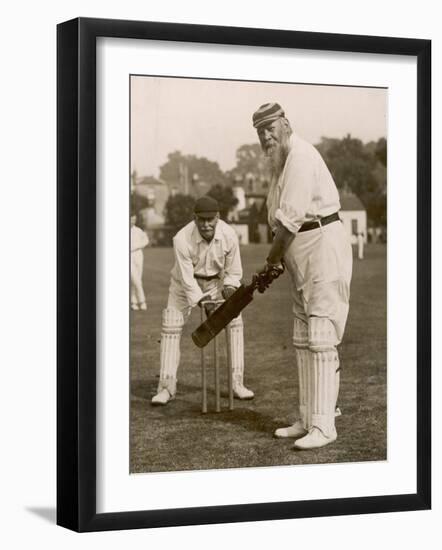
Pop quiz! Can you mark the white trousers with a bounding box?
[284,220,352,338]
[131,249,146,305]
[285,221,353,436]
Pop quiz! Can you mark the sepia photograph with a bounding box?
[129,75,387,474]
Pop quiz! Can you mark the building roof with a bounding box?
[339,190,365,211]
[137,176,166,188]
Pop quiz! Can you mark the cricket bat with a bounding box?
[191,266,283,348]
[191,283,255,348]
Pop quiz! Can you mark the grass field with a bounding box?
[130,243,387,473]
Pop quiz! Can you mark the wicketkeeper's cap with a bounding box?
[252,102,285,129]
[194,196,220,218]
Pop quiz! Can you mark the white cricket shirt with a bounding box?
[170,219,243,307]
[266,132,341,234]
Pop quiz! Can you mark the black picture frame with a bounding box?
[57,17,431,532]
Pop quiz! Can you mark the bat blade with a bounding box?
[192,284,254,348]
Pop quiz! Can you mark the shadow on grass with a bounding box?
[131,378,281,435]
[130,244,387,472]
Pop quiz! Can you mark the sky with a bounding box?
[131,75,387,179]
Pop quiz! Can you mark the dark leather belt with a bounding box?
[194,273,220,281]
[298,212,340,233]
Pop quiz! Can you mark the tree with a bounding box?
[375,137,387,166]
[130,192,149,214]
[316,135,387,227]
[164,193,196,229]
[160,151,227,194]
[207,184,238,221]
[227,143,270,187]
[317,135,376,191]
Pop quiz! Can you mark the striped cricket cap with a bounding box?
[252,102,285,129]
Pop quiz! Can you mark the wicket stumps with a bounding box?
[200,301,234,413]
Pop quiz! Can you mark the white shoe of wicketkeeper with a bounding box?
[293,426,337,450]
[151,388,175,406]
[233,383,254,400]
[274,420,307,439]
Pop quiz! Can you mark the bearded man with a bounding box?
[253,102,352,449]
[151,195,254,406]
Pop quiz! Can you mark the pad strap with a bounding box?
[308,317,338,352]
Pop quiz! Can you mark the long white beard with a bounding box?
[268,137,290,179]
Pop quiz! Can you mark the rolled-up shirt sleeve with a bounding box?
[223,234,243,288]
[274,148,315,234]
[173,238,205,307]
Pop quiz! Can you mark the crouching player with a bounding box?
[151,196,254,405]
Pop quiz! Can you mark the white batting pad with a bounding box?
[310,350,339,437]
[228,315,244,383]
[335,368,340,410]
[158,308,184,394]
[292,317,309,348]
[296,349,311,430]
[293,318,310,428]
[308,316,339,352]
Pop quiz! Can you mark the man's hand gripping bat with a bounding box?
[191,264,284,348]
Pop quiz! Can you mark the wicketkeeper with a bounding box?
[253,103,353,449]
[151,196,254,405]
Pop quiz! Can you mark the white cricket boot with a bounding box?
[233,383,254,400]
[228,315,254,400]
[274,420,307,439]
[151,388,174,406]
[151,308,183,406]
[293,426,337,449]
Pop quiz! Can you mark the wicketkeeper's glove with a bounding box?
[222,285,237,300]
[198,297,218,317]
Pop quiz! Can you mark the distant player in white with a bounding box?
[357,232,365,260]
[131,213,149,311]
[151,196,254,405]
[253,103,353,449]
